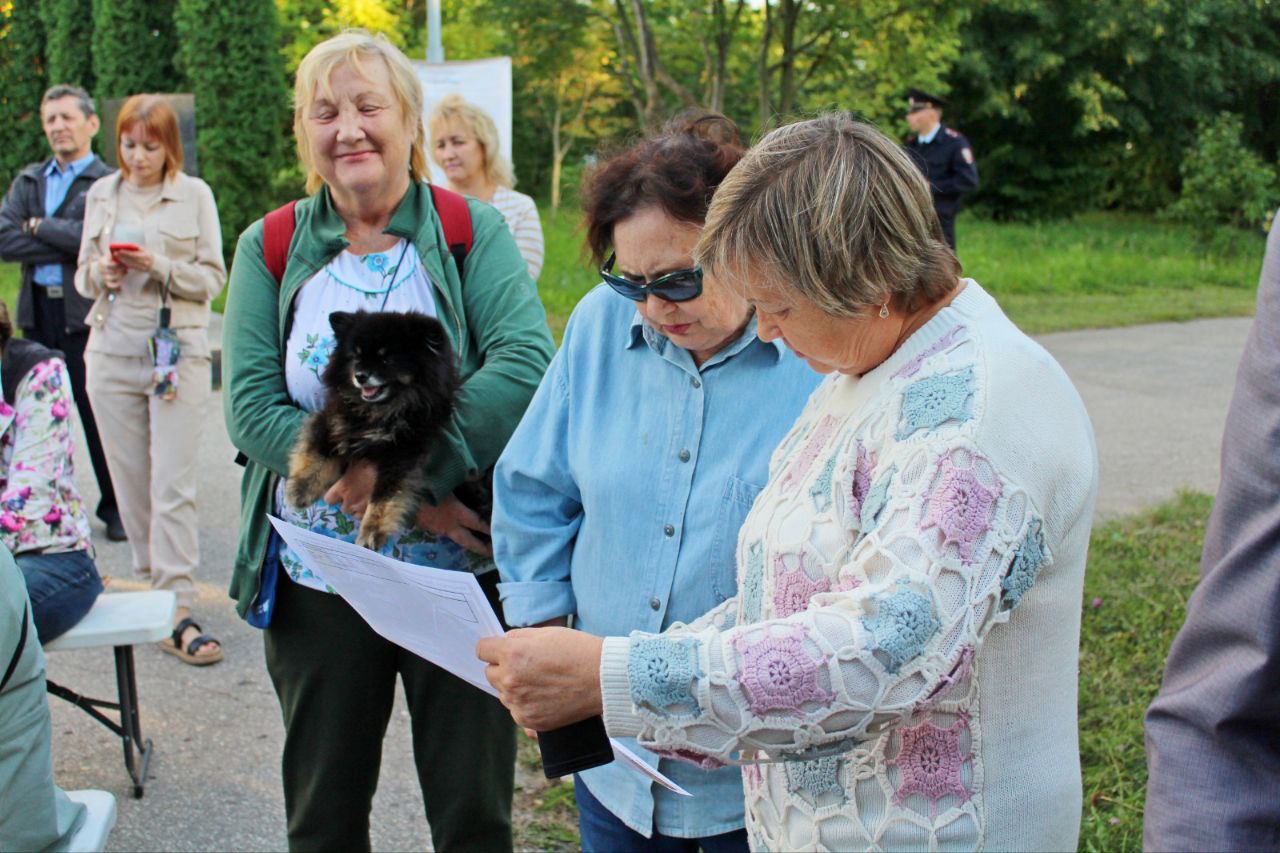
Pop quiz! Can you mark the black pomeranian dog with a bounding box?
[286,310,482,551]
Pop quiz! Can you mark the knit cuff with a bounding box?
[600,635,642,738]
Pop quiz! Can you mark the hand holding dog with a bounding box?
[323,459,377,516]
[477,627,604,731]
[416,495,493,556]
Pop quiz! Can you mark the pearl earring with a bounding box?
[879,302,890,319]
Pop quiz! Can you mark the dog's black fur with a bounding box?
[285,310,484,550]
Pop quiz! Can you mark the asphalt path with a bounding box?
[42,313,1251,851]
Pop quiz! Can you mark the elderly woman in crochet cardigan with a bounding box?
[479,114,1098,852]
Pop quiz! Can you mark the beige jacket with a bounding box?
[74,171,225,356]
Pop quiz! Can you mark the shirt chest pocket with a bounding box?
[156,216,200,261]
[709,475,763,601]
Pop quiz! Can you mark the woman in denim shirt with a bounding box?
[492,115,821,851]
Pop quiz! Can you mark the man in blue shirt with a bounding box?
[0,85,123,541]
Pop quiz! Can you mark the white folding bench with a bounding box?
[65,789,117,852]
[43,590,176,798]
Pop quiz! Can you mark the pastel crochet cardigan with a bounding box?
[600,281,1098,851]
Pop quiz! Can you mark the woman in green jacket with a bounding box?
[222,31,553,851]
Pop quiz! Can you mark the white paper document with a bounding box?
[267,517,692,796]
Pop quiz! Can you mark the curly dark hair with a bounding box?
[582,111,744,266]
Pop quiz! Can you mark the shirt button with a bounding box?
[663,524,675,537]
[691,377,701,388]
[678,449,691,463]
[649,598,661,610]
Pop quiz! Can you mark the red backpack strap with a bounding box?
[429,184,473,282]
[262,200,299,285]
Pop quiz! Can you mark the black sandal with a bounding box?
[160,616,224,666]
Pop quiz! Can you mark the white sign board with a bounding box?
[414,57,513,185]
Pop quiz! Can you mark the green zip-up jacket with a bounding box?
[222,182,554,619]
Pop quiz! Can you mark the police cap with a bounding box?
[907,88,947,112]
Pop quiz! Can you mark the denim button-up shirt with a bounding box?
[493,285,820,838]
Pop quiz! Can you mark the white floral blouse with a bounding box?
[0,358,93,555]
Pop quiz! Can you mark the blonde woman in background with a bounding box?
[429,94,544,281]
[75,94,226,665]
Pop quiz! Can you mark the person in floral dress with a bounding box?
[0,300,100,642]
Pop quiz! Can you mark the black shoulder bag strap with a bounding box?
[1,603,30,693]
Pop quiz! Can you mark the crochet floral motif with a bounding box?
[887,718,973,817]
[732,628,835,717]
[773,553,832,618]
[784,756,845,800]
[628,637,701,714]
[742,762,764,792]
[920,455,1002,564]
[780,416,837,493]
[896,367,975,440]
[857,465,897,542]
[1002,521,1047,608]
[892,325,968,380]
[862,583,941,673]
[809,455,838,512]
[847,442,876,525]
[742,541,765,622]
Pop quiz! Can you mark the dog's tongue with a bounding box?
[360,386,380,401]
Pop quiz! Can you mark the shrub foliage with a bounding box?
[1165,113,1278,236]
[0,0,49,190]
[174,0,289,259]
[90,0,180,99]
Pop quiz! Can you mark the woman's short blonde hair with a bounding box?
[428,93,515,189]
[696,112,959,316]
[293,30,428,195]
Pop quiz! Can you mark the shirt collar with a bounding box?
[919,123,942,144]
[626,311,784,366]
[44,152,96,178]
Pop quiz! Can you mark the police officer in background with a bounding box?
[905,88,978,251]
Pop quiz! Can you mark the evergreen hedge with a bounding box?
[91,0,180,100]
[0,0,49,189]
[174,0,289,259]
[40,0,94,92]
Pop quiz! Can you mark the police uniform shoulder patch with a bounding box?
[945,127,960,138]
[962,147,975,164]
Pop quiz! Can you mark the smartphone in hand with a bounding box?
[109,242,142,260]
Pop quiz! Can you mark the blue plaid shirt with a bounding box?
[33,153,96,286]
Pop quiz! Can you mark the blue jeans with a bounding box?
[574,776,749,853]
[17,549,102,643]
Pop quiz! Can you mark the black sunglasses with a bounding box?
[601,252,704,303]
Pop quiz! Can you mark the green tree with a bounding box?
[40,0,93,91]
[91,0,180,99]
[0,0,48,190]
[175,0,288,258]
[948,0,1280,219]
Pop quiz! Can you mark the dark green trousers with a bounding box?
[264,571,516,852]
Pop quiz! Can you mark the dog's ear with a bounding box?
[329,311,356,339]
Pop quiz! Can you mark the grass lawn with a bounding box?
[511,492,1211,852]
[538,209,1264,340]
[1077,491,1207,852]
[0,262,18,316]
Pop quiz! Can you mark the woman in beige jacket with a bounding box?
[74,94,226,664]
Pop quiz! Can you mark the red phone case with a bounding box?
[109,242,142,254]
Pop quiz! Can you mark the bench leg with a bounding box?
[113,646,152,799]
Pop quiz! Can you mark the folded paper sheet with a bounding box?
[267,517,691,797]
